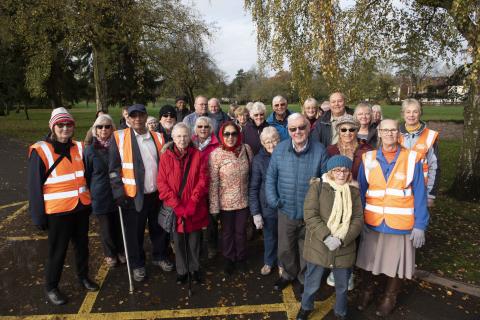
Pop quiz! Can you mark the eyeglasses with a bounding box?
[96,125,112,129]
[197,125,210,129]
[288,124,308,132]
[56,123,73,129]
[379,128,398,134]
[332,168,350,174]
[263,139,279,146]
[162,113,175,118]
[253,113,264,117]
[273,103,286,107]
[340,128,356,133]
[223,131,238,137]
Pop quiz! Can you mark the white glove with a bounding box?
[253,214,264,229]
[323,235,342,251]
[410,228,425,248]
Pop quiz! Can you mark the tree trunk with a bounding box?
[450,81,480,201]
[93,44,108,113]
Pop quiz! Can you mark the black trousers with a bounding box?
[97,211,124,258]
[122,193,169,269]
[45,209,90,291]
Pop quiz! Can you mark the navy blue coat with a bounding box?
[248,148,276,218]
[265,138,328,220]
[85,138,116,215]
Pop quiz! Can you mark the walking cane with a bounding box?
[181,217,192,297]
[118,206,134,294]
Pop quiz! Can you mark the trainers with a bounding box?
[260,264,272,276]
[117,254,126,264]
[105,256,117,268]
[153,259,174,272]
[348,273,355,291]
[133,267,146,282]
[326,272,335,287]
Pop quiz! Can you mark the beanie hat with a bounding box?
[326,155,353,172]
[49,107,75,130]
[159,104,177,118]
[175,96,187,103]
[335,114,360,130]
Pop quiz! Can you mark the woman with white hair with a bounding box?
[371,104,383,128]
[243,101,270,155]
[302,98,321,128]
[157,123,209,285]
[85,114,125,268]
[248,126,280,275]
[146,116,159,131]
[354,103,378,147]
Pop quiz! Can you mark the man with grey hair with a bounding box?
[183,96,218,134]
[266,113,328,291]
[208,97,229,136]
[266,95,291,141]
[310,92,354,146]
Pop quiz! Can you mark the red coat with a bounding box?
[157,145,209,233]
[191,133,220,162]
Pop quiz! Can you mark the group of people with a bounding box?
[28,93,438,320]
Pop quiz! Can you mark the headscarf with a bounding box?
[218,121,243,157]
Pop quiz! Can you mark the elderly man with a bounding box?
[208,97,229,136]
[183,95,217,133]
[175,96,191,122]
[109,104,173,282]
[266,113,328,291]
[310,92,354,146]
[157,104,177,142]
[266,95,292,141]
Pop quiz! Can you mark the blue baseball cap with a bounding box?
[128,104,147,116]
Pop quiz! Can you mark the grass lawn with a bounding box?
[0,102,477,285]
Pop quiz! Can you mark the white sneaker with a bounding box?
[260,265,272,276]
[326,272,335,287]
[348,273,355,291]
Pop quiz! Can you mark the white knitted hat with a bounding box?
[49,107,75,130]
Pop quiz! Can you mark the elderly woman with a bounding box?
[354,103,377,147]
[302,98,321,127]
[297,155,363,320]
[327,115,372,180]
[399,98,439,207]
[209,121,253,275]
[28,107,98,305]
[356,119,429,316]
[192,116,220,259]
[243,101,270,155]
[248,127,280,275]
[371,104,383,128]
[85,115,125,268]
[234,106,249,131]
[157,123,209,285]
[146,116,159,132]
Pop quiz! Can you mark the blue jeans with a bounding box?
[263,216,278,266]
[301,262,351,317]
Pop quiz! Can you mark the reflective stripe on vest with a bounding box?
[29,140,91,214]
[114,129,164,197]
[362,149,417,230]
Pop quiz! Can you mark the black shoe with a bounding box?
[237,260,247,274]
[176,274,187,285]
[274,277,291,291]
[296,308,312,320]
[46,288,68,305]
[191,271,202,284]
[80,277,99,291]
[224,259,235,275]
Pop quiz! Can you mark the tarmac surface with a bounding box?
[0,135,479,319]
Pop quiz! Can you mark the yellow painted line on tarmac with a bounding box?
[4,233,99,242]
[0,203,28,230]
[310,294,336,319]
[78,261,111,314]
[282,285,298,319]
[0,201,28,211]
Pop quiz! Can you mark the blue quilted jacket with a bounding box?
[265,138,328,220]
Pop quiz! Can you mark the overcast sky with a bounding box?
[182,0,258,82]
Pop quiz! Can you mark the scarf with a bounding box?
[219,121,243,157]
[322,173,353,241]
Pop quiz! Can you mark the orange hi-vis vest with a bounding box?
[362,148,418,230]
[114,128,165,197]
[29,140,91,214]
[399,128,438,183]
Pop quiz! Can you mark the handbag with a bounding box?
[158,155,192,233]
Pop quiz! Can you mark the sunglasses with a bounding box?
[197,125,210,129]
[223,131,238,137]
[96,125,112,129]
[253,113,264,117]
[273,103,286,107]
[162,113,175,118]
[56,123,73,129]
[340,128,356,133]
[288,124,307,132]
